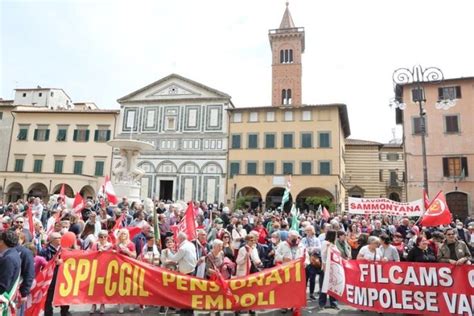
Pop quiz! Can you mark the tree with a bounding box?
[305,196,336,212]
[235,196,252,210]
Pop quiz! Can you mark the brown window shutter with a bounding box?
[461,157,469,177]
[443,158,449,177]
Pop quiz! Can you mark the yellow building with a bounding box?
[0,97,119,202]
[226,4,350,212]
[345,139,405,204]
[396,77,474,219]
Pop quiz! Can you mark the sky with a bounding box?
[1,0,474,143]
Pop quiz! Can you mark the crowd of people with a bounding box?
[0,196,473,315]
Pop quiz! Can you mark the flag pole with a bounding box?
[153,206,161,250]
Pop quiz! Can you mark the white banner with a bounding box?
[348,197,423,217]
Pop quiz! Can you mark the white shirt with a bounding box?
[168,240,197,274]
[232,228,247,250]
[277,241,309,264]
[235,245,260,277]
[32,203,43,220]
[358,245,383,261]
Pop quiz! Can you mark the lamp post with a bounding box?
[390,65,456,196]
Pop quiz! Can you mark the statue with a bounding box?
[112,149,146,185]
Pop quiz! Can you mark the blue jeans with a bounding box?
[305,265,318,295]
[318,271,337,308]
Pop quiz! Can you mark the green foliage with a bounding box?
[305,196,336,212]
[235,196,252,210]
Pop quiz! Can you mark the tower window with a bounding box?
[279,49,294,64]
[281,89,292,105]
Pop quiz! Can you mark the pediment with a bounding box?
[118,73,231,103]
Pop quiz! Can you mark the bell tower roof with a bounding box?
[279,2,295,29]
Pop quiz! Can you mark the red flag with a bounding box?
[72,193,85,219]
[59,183,66,202]
[322,206,330,221]
[25,256,57,316]
[172,202,197,241]
[103,175,118,205]
[210,270,236,305]
[420,191,452,227]
[423,189,431,210]
[127,226,141,240]
[26,204,35,236]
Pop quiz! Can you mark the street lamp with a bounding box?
[389,65,456,196]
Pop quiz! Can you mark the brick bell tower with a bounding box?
[269,2,305,107]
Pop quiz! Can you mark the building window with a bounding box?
[386,153,399,161]
[319,161,331,175]
[281,89,292,105]
[33,127,50,141]
[438,86,462,100]
[57,128,67,141]
[22,93,27,97]
[94,130,111,142]
[248,134,258,149]
[280,49,294,63]
[17,128,28,141]
[38,92,42,97]
[301,133,313,148]
[301,110,311,121]
[266,111,275,122]
[73,161,83,175]
[379,169,383,182]
[284,111,293,121]
[165,117,176,131]
[301,162,312,175]
[265,134,275,148]
[95,161,105,176]
[54,160,64,174]
[14,159,24,172]
[283,162,293,175]
[445,115,460,133]
[233,113,242,123]
[230,162,240,177]
[247,162,257,175]
[318,132,331,148]
[73,129,90,142]
[443,157,468,177]
[51,91,54,97]
[249,112,258,122]
[264,162,275,175]
[231,134,241,149]
[33,159,43,173]
[0,112,3,120]
[412,117,426,135]
[283,133,293,148]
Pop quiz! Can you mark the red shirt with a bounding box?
[253,226,268,244]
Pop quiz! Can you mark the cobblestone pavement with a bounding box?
[57,299,399,316]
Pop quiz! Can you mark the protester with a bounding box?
[115,228,137,314]
[319,230,338,310]
[438,227,472,265]
[379,234,400,262]
[236,234,262,277]
[140,233,160,266]
[160,237,178,271]
[167,232,197,275]
[0,230,21,314]
[407,236,437,262]
[357,236,385,261]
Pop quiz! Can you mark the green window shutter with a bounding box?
[319,133,330,148]
[54,160,63,174]
[230,162,240,177]
[320,162,331,175]
[94,130,99,142]
[73,130,78,141]
[301,133,312,148]
[74,161,83,174]
[33,159,43,173]
[106,130,111,141]
[301,162,312,175]
[283,134,293,148]
[95,161,104,176]
[283,162,293,174]
[248,134,258,148]
[85,130,90,141]
[265,134,275,148]
[247,162,257,175]
[231,135,241,149]
[264,162,275,175]
[33,129,38,141]
[14,159,24,172]
[45,129,50,141]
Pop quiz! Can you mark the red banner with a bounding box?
[325,249,474,315]
[25,257,56,316]
[53,250,306,310]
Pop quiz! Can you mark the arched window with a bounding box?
[289,49,293,63]
[281,90,287,104]
[280,49,294,64]
[280,50,284,63]
[287,89,292,105]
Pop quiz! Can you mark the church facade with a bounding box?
[114,74,233,203]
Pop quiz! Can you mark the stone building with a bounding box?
[115,74,233,203]
[345,139,406,203]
